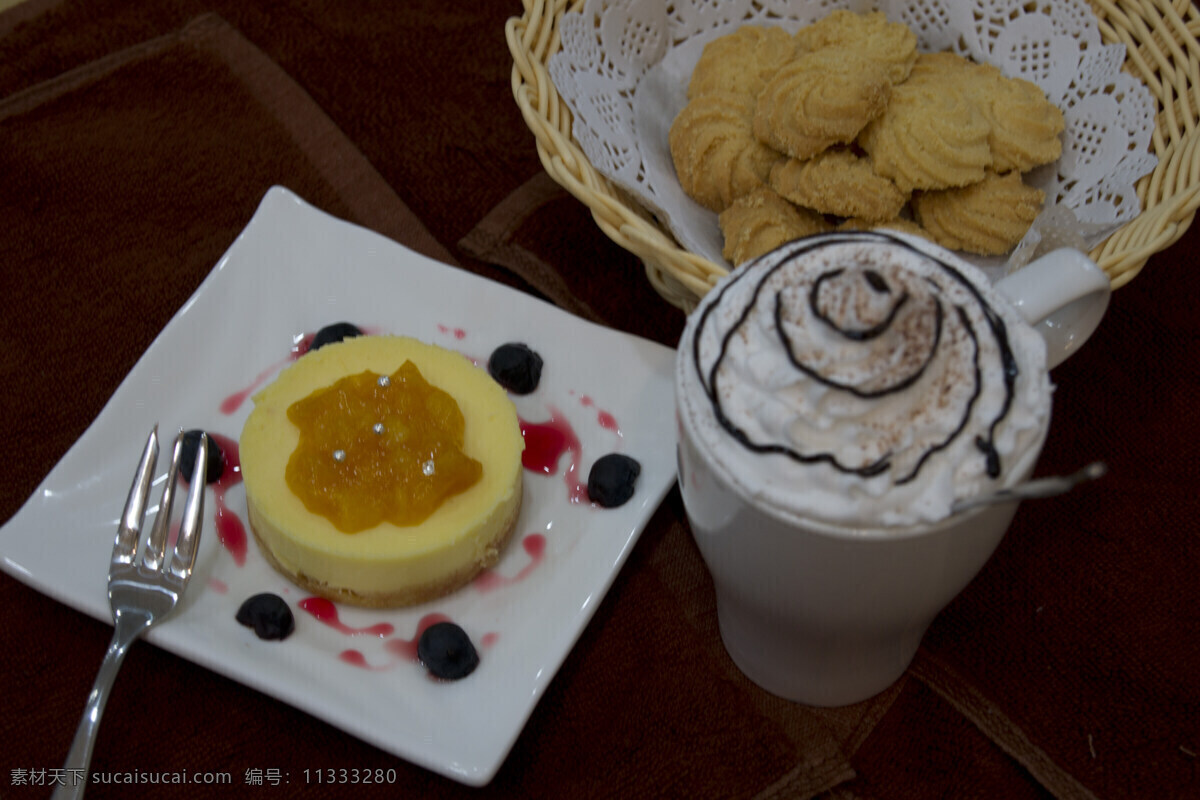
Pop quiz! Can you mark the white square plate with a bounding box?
[0,187,678,785]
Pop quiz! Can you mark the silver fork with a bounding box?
[52,426,207,800]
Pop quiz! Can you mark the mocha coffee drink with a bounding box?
[675,230,1108,704]
[676,230,1052,528]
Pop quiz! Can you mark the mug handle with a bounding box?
[992,248,1111,369]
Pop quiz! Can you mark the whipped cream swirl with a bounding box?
[678,231,1051,527]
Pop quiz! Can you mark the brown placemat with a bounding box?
[458,172,690,345]
[0,11,457,520]
[905,246,1200,799]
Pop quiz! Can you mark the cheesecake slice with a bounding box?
[240,335,524,608]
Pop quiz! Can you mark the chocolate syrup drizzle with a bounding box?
[692,231,1018,483]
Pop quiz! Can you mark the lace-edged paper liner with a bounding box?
[548,0,1157,281]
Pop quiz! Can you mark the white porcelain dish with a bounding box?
[0,187,678,786]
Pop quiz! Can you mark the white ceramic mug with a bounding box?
[675,234,1110,706]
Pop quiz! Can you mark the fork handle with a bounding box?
[52,612,151,800]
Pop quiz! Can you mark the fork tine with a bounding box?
[143,431,185,572]
[58,427,207,795]
[170,433,207,580]
[113,426,159,566]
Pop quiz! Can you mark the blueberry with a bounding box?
[311,322,363,351]
[417,621,479,680]
[236,593,295,641]
[487,343,543,394]
[587,453,641,508]
[179,429,225,484]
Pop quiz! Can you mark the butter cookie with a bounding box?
[975,68,1064,173]
[793,10,917,84]
[857,55,993,192]
[754,49,891,161]
[669,92,784,212]
[912,170,1044,255]
[719,187,832,265]
[905,52,1063,173]
[688,25,799,99]
[769,148,907,221]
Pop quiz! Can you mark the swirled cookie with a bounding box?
[688,25,799,99]
[753,49,891,161]
[793,10,917,84]
[718,186,832,265]
[905,52,1063,174]
[769,148,908,221]
[669,92,784,212]
[974,68,1064,173]
[912,170,1044,255]
[857,55,993,192]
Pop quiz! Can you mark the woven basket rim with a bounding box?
[507,0,1200,312]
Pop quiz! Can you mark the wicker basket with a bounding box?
[507,0,1200,312]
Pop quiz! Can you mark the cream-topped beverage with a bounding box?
[677,230,1052,528]
[675,230,1111,705]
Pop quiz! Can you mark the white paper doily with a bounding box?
[548,0,1158,277]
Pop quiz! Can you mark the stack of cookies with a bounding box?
[667,10,1065,264]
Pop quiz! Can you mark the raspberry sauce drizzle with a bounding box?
[299,597,395,637]
[384,613,454,662]
[207,433,247,566]
[343,614,463,671]
[337,650,385,670]
[579,394,622,436]
[597,411,619,434]
[220,362,284,415]
[519,406,588,503]
[473,534,547,593]
[219,335,313,415]
[302,603,496,672]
